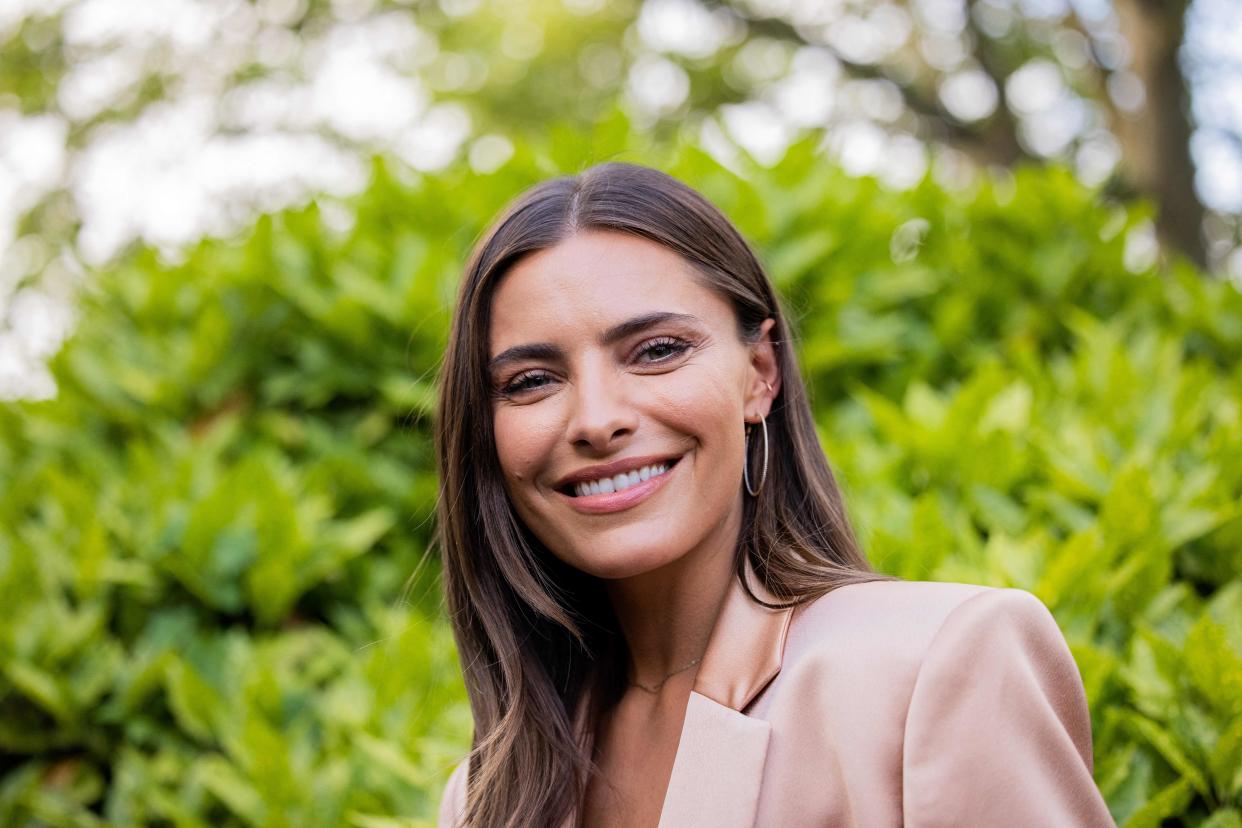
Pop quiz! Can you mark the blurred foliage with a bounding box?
[2,0,1238,284]
[2,112,1241,826]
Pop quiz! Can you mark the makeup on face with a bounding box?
[487,230,761,581]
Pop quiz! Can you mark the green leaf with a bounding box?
[2,660,74,724]
[196,755,265,826]
[1186,616,1242,718]
[1122,711,1214,803]
[1200,809,1242,828]
[1120,777,1195,828]
[164,659,222,743]
[1209,716,1242,801]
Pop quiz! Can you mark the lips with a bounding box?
[555,454,683,515]
[554,453,683,495]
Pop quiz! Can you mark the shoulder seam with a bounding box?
[899,586,1015,725]
[896,586,1013,820]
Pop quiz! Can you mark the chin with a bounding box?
[519,504,717,581]
[583,552,680,580]
[555,532,690,581]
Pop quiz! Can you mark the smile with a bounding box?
[557,456,682,515]
[572,462,671,497]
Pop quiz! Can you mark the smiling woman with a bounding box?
[488,231,774,582]
[434,163,1114,828]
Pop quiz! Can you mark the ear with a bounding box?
[743,317,781,425]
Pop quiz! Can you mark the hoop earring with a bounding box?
[743,413,768,497]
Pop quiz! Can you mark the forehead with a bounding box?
[488,231,734,351]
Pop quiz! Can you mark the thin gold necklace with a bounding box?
[627,652,705,694]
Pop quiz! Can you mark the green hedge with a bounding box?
[2,118,1240,826]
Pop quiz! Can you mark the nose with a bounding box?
[566,360,637,452]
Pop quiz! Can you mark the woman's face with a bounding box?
[487,229,778,580]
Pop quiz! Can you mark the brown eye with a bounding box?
[502,370,554,396]
[635,337,691,363]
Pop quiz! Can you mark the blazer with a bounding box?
[437,558,1117,827]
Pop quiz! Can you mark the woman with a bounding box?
[434,162,1114,827]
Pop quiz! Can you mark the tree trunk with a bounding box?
[1112,0,1207,268]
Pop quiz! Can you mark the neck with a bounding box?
[603,493,743,686]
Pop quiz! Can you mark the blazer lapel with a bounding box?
[658,559,795,827]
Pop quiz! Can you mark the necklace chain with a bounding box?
[628,653,705,694]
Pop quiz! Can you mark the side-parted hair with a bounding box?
[435,162,895,827]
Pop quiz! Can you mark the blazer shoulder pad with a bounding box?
[784,579,1001,676]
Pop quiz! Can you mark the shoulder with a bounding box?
[437,758,469,828]
[786,578,990,659]
[791,577,995,631]
[783,579,1064,682]
[895,586,1105,819]
[766,581,1109,822]
[790,580,1091,757]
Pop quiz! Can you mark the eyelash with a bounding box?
[499,336,692,397]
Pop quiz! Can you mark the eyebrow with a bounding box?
[488,311,701,374]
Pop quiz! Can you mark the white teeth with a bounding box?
[573,463,671,497]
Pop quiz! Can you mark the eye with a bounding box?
[500,369,555,397]
[635,336,692,363]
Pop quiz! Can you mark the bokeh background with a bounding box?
[1,0,1241,825]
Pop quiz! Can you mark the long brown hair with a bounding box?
[435,162,894,827]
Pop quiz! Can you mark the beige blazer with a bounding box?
[438,559,1116,827]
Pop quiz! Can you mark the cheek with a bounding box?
[648,361,746,438]
[493,407,562,486]
[660,364,750,505]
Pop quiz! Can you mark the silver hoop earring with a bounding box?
[743,413,768,497]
